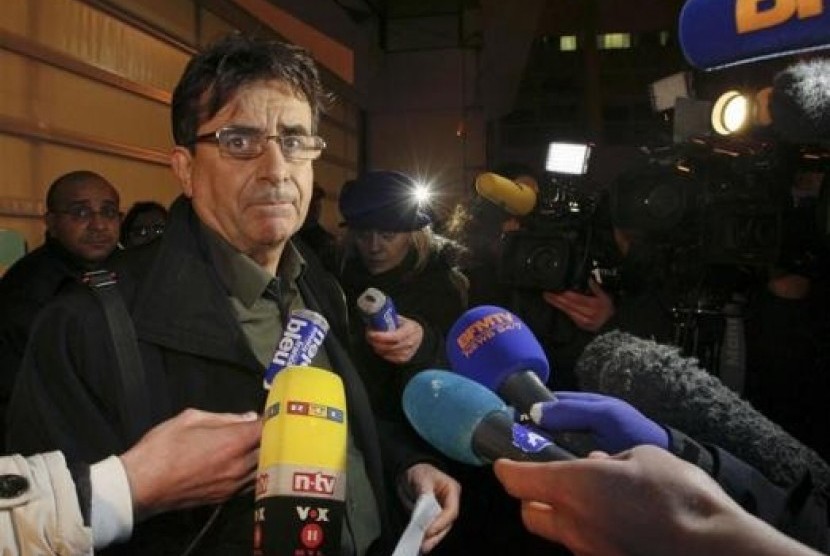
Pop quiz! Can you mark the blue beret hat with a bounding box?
[338,170,432,231]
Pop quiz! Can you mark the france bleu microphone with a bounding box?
[264,309,329,389]
[679,0,830,71]
[475,172,537,216]
[356,287,398,331]
[254,366,347,556]
[402,369,575,465]
[447,305,553,416]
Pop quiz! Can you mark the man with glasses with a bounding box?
[6,34,458,555]
[0,170,121,451]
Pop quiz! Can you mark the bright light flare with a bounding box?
[413,182,432,205]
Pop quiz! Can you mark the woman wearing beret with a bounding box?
[336,170,468,423]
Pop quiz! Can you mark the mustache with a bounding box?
[249,183,298,205]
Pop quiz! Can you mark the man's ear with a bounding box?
[44,212,57,235]
[171,147,195,198]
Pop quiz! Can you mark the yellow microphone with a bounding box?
[254,366,348,556]
[475,172,537,216]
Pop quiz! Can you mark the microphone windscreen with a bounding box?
[256,366,347,554]
[447,306,550,391]
[679,0,830,70]
[402,369,509,466]
[769,59,830,144]
[475,172,537,216]
[576,331,830,492]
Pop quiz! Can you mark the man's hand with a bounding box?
[120,408,262,521]
[365,315,424,364]
[543,279,614,332]
[400,463,461,553]
[493,446,744,556]
[530,392,669,454]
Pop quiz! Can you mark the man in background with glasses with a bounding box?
[0,170,121,452]
[6,34,458,556]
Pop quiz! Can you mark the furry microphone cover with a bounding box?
[576,330,830,493]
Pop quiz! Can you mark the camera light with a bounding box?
[546,142,591,175]
[412,182,431,205]
[711,90,749,135]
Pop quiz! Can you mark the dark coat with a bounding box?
[0,237,100,453]
[6,197,411,555]
[338,244,467,422]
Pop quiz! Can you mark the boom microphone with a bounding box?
[769,58,830,144]
[475,172,537,216]
[402,369,575,465]
[679,0,830,71]
[255,366,347,556]
[575,331,830,492]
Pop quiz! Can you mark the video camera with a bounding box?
[476,143,618,292]
[610,136,828,278]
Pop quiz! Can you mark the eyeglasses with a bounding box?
[189,126,326,161]
[128,223,165,239]
[52,205,121,222]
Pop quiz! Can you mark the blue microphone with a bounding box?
[402,369,575,466]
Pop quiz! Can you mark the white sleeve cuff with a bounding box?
[90,455,133,548]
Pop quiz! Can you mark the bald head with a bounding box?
[46,171,119,211]
[45,171,121,264]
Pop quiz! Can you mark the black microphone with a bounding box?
[769,58,830,144]
[575,330,830,492]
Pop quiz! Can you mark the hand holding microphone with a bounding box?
[529,392,669,454]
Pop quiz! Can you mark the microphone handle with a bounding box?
[472,411,576,463]
[499,369,555,416]
[499,370,596,457]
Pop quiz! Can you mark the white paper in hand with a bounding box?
[391,492,442,556]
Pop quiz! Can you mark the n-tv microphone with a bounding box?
[475,172,537,216]
[576,331,830,492]
[402,369,575,466]
[254,366,347,556]
[447,305,553,417]
[679,0,830,71]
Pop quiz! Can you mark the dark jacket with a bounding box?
[6,197,412,555]
[338,244,467,422]
[0,237,103,453]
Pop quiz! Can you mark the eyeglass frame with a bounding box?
[49,205,122,223]
[187,125,326,161]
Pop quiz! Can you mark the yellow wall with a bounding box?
[0,0,360,259]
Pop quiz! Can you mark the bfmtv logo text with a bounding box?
[293,471,337,495]
[736,0,824,33]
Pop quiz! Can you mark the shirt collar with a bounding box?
[201,222,306,307]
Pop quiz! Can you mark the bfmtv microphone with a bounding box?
[576,331,830,492]
[254,366,347,556]
[475,172,537,216]
[264,309,329,389]
[356,287,398,331]
[402,369,575,465]
[679,0,830,71]
[447,305,553,416]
